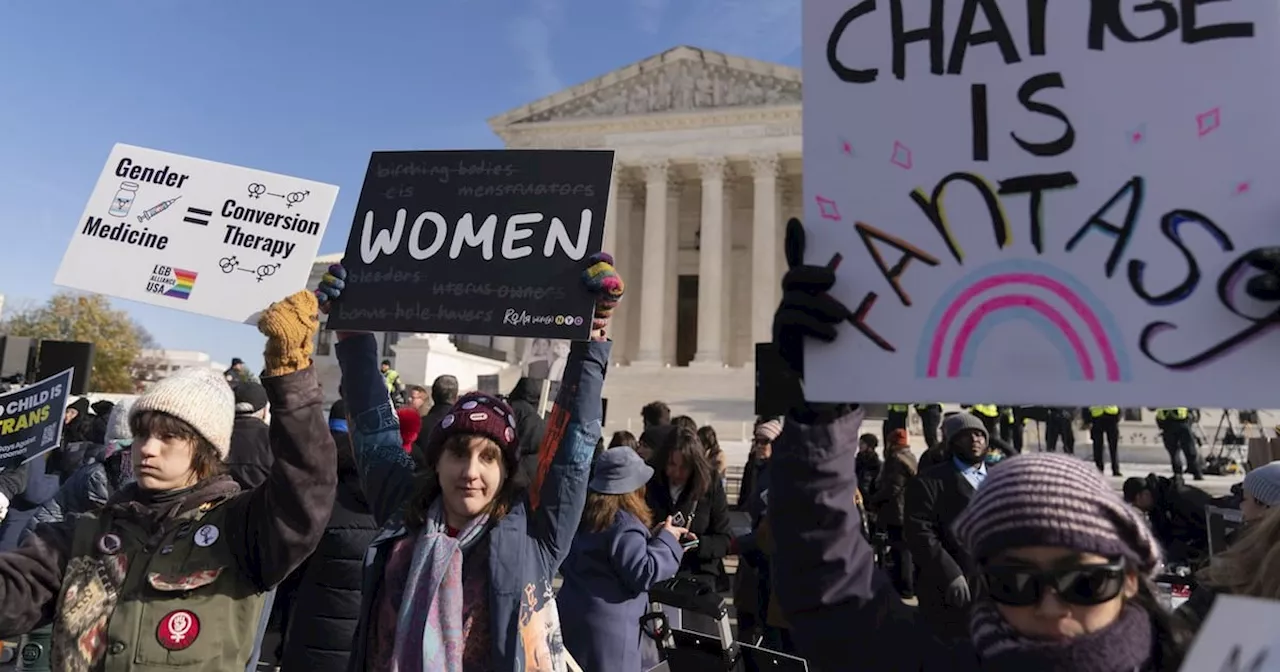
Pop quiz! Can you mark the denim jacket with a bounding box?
[336,333,609,671]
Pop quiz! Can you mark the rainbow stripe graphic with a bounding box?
[915,260,1131,382]
[163,269,197,300]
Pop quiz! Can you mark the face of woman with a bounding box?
[988,546,1137,641]
[436,435,505,529]
[1241,492,1270,523]
[666,451,692,487]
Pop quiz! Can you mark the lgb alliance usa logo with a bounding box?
[146,264,197,300]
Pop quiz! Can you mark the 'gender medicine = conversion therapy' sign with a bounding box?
[54,144,340,324]
[801,0,1280,408]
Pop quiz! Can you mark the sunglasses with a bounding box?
[982,558,1127,607]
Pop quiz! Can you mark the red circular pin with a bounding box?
[156,610,200,651]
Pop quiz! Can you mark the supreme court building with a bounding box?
[311,46,800,386]
[491,45,802,368]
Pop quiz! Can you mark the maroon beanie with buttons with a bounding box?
[425,392,520,468]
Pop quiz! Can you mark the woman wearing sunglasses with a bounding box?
[765,219,1193,671]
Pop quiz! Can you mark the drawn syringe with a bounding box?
[137,196,182,223]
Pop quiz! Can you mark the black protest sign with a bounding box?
[326,150,614,340]
[0,369,74,470]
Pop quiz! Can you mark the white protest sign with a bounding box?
[1180,595,1280,671]
[55,144,339,324]
[802,1,1280,407]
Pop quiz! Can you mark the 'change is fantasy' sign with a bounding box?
[802,0,1280,407]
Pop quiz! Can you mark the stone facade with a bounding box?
[489,45,803,367]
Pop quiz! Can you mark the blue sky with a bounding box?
[0,0,798,372]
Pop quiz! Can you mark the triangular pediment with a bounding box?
[489,46,801,128]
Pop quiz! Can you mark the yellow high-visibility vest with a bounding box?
[887,404,910,412]
[1156,408,1189,421]
[971,404,999,417]
[1089,406,1120,417]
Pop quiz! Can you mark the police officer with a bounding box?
[914,403,943,452]
[998,407,1027,453]
[1087,405,1122,476]
[1044,407,1076,455]
[1156,407,1203,481]
[966,404,1000,437]
[884,404,910,448]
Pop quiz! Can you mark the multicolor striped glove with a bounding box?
[583,252,624,339]
[315,264,346,314]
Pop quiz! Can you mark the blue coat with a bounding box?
[337,333,609,671]
[558,510,682,672]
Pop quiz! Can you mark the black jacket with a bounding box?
[905,459,978,637]
[227,414,273,490]
[279,434,378,672]
[20,443,130,544]
[507,378,547,488]
[646,472,733,591]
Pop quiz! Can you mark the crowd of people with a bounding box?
[0,223,1278,671]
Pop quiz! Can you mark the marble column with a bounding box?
[635,159,669,365]
[610,181,635,361]
[750,153,780,352]
[602,161,623,256]
[692,156,727,367]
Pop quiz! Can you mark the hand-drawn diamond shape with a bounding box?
[1197,107,1221,137]
[815,196,841,221]
[890,141,913,169]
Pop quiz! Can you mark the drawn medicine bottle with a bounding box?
[109,181,140,217]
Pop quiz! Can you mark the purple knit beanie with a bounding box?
[426,392,520,468]
[953,453,1162,576]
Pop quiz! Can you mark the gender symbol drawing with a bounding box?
[219,256,281,282]
[246,183,310,208]
[914,259,1132,382]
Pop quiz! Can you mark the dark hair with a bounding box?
[583,489,653,534]
[381,359,392,367]
[404,433,518,529]
[608,430,638,451]
[129,410,226,482]
[1122,477,1150,503]
[671,415,698,435]
[406,384,428,398]
[1134,579,1191,670]
[641,401,671,427]
[696,426,719,456]
[858,433,879,449]
[654,428,713,502]
[432,375,460,405]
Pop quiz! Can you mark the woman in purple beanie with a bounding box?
[764,219,1195,672]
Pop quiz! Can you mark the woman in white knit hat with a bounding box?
[0,289,338,672]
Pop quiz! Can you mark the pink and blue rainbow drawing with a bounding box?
[915,259,1132,382]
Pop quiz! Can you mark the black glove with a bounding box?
[1245,247,1280,302]
[771,218,849,375]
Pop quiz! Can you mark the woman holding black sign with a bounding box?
[318,253,623,671]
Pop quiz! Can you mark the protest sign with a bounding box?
[0,369,73,469]
[1180,595,1280,671]
[324,149,613,340]
[802,1,1280,407]
[55,144,339,324]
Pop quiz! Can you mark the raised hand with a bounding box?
[258,290,321,377]
[771,218,850,376]
[583,252,625,341]
[314,263,346,315]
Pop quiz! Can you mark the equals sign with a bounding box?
[184,206,212,226]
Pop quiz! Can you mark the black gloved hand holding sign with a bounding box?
[770,218,859,419]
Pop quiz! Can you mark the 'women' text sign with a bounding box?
[326,149,613,340]
[802,0,1280,408]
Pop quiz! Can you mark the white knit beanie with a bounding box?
[131,368,235,459]
[105,397,136,445]
[1244,461,1280,507]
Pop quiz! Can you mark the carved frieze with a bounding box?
[516,60,802,123]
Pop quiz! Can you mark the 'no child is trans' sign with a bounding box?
[55,144,340,324]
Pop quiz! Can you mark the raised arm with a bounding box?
[526,254,622,570]
[227,290,338,590]
[315,264,418,526]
